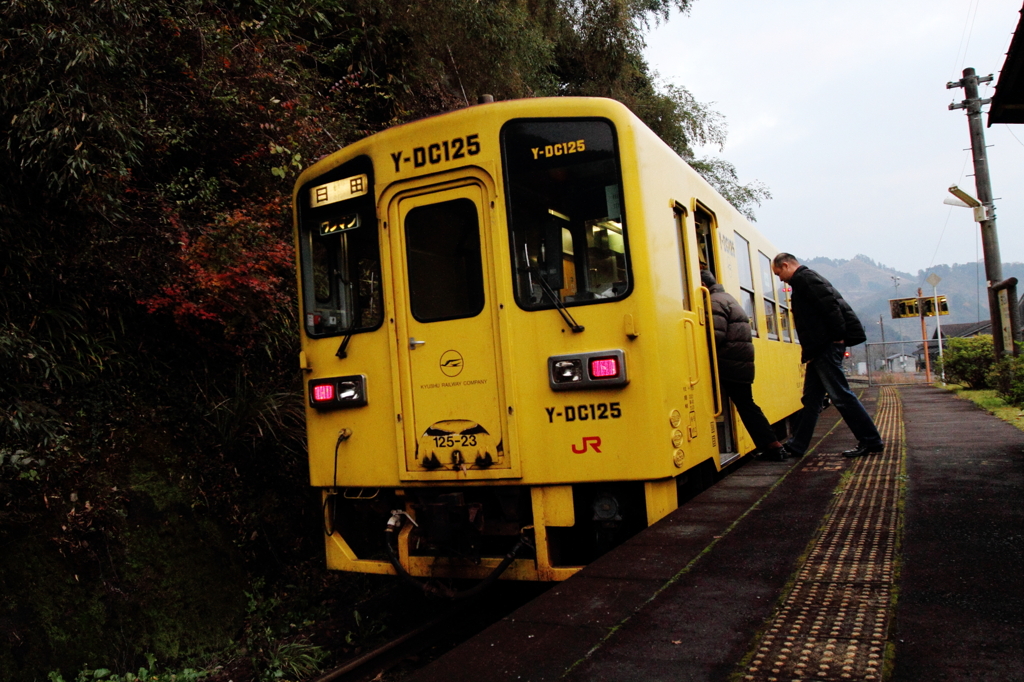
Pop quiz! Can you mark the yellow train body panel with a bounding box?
[293,97,803,582]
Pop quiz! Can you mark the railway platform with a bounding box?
[406,384,1024,681]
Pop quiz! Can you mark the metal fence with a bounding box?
[861,341,938,387]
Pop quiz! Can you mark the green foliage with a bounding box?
[376,0,556,105]
[687,156,773,222]
[199,369,305,454]
[1,0,151,212]
[258,633,327,681]
[941,335,996,389]
[637,81,726,152]
[988,352,1024,406]
[0,445,49,482]
[242,580,329,680]
[541,0,768,218]
[48,654,209,682]
[344,609,388,646]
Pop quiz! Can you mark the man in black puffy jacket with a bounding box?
[771,254,884,458]
[701,270,790,461]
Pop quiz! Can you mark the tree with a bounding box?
[541,0,770,219]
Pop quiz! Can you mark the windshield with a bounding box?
[501,119,631,310]
[297,156,383,337]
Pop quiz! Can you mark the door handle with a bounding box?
[699,287,724,417]
[409,337,426,350]
[683,318,700,387]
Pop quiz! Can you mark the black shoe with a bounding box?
[783,441,805,458]
[764,445,791,462]
[842,443,885,458]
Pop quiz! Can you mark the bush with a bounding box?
[988,352,1024,406]
[48,655,209,682]
[941,335,995,389]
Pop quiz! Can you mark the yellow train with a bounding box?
[292,97,803,586]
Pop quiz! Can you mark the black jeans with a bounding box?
[788,343,884,455]
[720,380,778,450]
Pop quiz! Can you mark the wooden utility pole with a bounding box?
[947,68,1008,357]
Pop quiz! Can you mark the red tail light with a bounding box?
[312,384,335,402]
[308,375,368,410]
[590,357,620,378]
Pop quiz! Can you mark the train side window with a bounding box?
[694,205,717,275]
[734,233,758,335]
[404,198,485,322]
[759,251,779,340]
[777,271,792,341]
[297,155,383,337]
[501,118,631,310]
[674,205,692,311]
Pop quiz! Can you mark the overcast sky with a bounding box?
[644,0,1024,277]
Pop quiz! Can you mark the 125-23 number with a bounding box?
[432,433,478,448]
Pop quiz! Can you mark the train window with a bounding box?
[734,233,758,335]
[297,155,383,337]
[694,205,717,275]
[501,118,631,310]
[759,252,779,340]
[777,272,792,341]
[404,198,485,322]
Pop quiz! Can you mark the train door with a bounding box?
[386,174,515,481]
[674,204,718,459]
[693,204,737,462]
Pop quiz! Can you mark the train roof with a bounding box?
[296,96,653,190]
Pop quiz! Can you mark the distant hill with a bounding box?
[801,254,1024,343]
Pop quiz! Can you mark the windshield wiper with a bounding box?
[533,268,584,333]
[336,334,352,358]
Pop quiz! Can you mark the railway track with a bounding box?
[313,582,550,682]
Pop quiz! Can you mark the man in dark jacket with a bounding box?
[771,254,884,458]
[701,270,789,461]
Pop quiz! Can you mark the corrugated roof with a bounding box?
[990,7,1024,125]
[932,321,992,338]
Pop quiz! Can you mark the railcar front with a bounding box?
[292,97,795,584]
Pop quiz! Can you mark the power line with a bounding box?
[1004,124,1024,147]
[927,206,956,272]
[951,0,982,79]
[928,152,972,271]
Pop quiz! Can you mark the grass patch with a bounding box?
[940,385,1024,431]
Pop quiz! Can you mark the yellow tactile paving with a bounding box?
[742,386,903,681]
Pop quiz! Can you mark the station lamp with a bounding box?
[946,185,988,222]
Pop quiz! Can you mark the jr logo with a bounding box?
[572,437,602,454]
